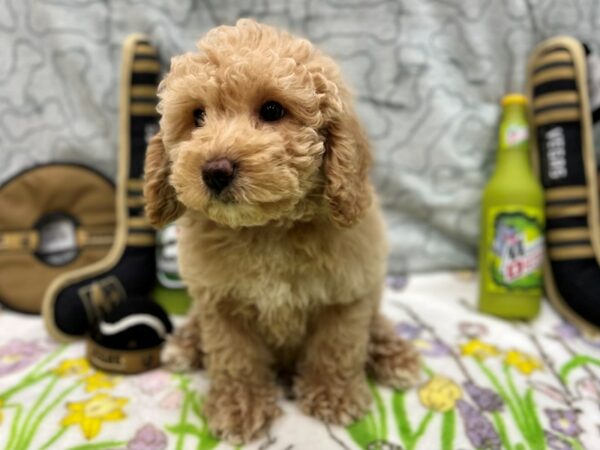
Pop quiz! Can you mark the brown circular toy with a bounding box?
[0,164,116,313]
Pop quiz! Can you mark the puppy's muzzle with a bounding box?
[202,158,236,195]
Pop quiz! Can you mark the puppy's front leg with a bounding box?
[200,304,281,444]
[295,298,372,425]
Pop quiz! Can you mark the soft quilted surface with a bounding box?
[1,272,600,450]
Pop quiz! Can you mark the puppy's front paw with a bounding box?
[161,328,203,372]
[295,375,372,425]
[368,334,421,390]
[203,380,282,444]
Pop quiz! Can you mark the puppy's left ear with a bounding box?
[143,132,185,228]
[322,90,373,227]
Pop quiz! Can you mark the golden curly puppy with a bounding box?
[144,18,421,444]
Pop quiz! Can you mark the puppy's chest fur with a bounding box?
[179,216,383,350]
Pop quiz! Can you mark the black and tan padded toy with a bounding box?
[0,164,116,313]
[42,35,170,363]
[527,36,600,335]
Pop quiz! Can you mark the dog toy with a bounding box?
[0,164,115,313]
[42,34,162,344]
[527,36,600,334]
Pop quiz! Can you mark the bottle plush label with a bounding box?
[487,207,544,293]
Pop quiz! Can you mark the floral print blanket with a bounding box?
[1,272,600,450]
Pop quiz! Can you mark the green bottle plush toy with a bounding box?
[478,94,545,320]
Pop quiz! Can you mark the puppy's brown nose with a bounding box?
[202,158,236,194]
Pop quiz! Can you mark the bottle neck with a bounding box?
[495,103,530,172]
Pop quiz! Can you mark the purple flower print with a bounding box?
[554,322,580,340]
[395,322,422,341]
[413,339,452,357]
[545,431,574,450]
[0,340,45,376]
[127,424,168,450]
[575,376,600,402]
[135,370,172,395]
[545,409,582,437]
[464,381,504,413]
[457,400,501,450]
[386,275,409,291]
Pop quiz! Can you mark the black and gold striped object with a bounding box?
[43,35,163,346]
[527,36,600,335]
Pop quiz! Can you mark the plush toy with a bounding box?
[0,164,115,313]
[38,34,172,373]
[527,36,600,335]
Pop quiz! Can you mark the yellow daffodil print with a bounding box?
[53,358,91,377]
[460,339,500,360]
[504,349,543,375]
[61,393,128,439]
[84,372,118,392]
[418,375,462,412]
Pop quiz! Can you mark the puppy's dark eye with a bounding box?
[259,101,285,122]
[193,108,205,127]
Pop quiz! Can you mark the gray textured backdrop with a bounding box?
[1,0,599,273]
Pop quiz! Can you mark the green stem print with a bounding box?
[559,355,600,384]
[392,390,436,450]
[440,410,455,450]
[475,359,546,450]
[166,374,219,450]
[0,345,67,403]
[347,382,389,448]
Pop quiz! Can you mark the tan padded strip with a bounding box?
[0,230,39,251]
[134,44,157,56]
[545,186,587,201]
[546,204,588,218]
[126,234,155,246]
[127,179,144,190]
[131,103,159,116]
[132,60,160,73]
[128,217,151,228]
[534,107,580,126]
[549,245,596,260]
[533,50,572,68]
[131,85,158,97]
[127,196,145,207]
[547,227,590,242]
[533,91,579,109]
[532,66,576,86]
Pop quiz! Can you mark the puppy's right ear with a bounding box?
[143,132,185,228]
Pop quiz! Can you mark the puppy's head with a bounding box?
[144,19,372,229]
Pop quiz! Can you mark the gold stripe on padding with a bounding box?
[533,50,572,69]
[132,60,161,73]
[546,203,588,218]
[0,230,39,251]
[532,66,576,86]
[549,245,596,260]
[127,179,145,191]
[547,227,590,242]
[534,107,580,126]
[533,91,579,110]
[131,103,158,116]
[126,233,156,246]
[128,217,151,228]
[131,85,157,97]
[545,186,587,201]
[127,196,146,207]
[134,44,157,56]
